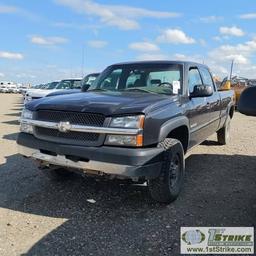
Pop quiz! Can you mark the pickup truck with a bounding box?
[17,61,235,203]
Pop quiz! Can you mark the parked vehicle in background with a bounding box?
[230,76,251,107]
[23,84,45,100]
[46,73,100,97]
[22,84,46,100]
[11,86,20,93]
[0,84,8,93]
[19,85,30,95]
[24,81,61,103]
[24,79,82,103]
[18,61,235,203]
[248,79,256,86]
[23,83,46,93]
[7,83,18,93]
[0,81,17,93]
[218,76,256,107]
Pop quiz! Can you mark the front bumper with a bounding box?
[17,133,164,178]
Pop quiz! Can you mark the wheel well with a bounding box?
[229,106,234,119]
[167,125,189,153]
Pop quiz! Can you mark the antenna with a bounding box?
[81,44,85,77]
[230,59,234,80]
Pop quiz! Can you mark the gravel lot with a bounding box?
[0,94,255,256]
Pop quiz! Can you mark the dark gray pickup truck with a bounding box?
[17,61,235,203]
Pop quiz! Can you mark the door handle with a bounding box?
[206,102,211,109]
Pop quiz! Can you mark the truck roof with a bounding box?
[111,60,209,68]
[61,78,82,81]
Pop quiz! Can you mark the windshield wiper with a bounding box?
[124,88,156,94]
[88,88,109,92]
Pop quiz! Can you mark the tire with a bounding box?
[147,138,185,204]
[40,166,74,181]
[217,115,231,145]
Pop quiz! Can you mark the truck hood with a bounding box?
[27,91,178,116]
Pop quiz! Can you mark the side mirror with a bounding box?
[218,80,231,91]
[81,83,90,92]
[238,86,256,116]
[190,84,213,98]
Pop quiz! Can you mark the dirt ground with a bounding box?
[0,93,255,256]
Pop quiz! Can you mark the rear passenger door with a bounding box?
[199,67,221,135]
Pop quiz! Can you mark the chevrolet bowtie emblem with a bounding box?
[57,121,71,133]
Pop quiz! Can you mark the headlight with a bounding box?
[105,134,143,147]
[109,115,144,129]
[105,115,144,147]
[21,108,33,119]
[20,122,33,134]
[20,108,33,134]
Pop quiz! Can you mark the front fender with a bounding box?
[158,116,190,142]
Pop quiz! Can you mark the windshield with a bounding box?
[56,80,81,89]
[81,74,99,87]
[44,82,59,90]
[31,84,40,89]
[89,64,183,95]
[40,84,48,89]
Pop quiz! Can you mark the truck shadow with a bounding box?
[0,153,255,255]
[1,120,20,125]
[201,140,220,146]
[5,112,22,117]
[2,132,19,141]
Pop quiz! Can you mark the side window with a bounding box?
[73,80,81,89]
[147,70,181,86]
[188,68,202,93]
[86,76,97,86]
[200,67,214,88]
[61,81,71,89]
[126,72,143,88]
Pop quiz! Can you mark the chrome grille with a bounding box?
[36,110,105,126]
[35,127,99,142]
[34,110,105,145]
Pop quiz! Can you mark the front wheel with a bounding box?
[147,138,185,204]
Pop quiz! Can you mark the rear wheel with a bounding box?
[147,138,185,204]
[217,115,231,145]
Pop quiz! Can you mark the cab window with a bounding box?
[199,67,214,89]
[126,71,142,88]
[188,68,202,93]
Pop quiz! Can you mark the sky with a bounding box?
[0,0,256,84]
